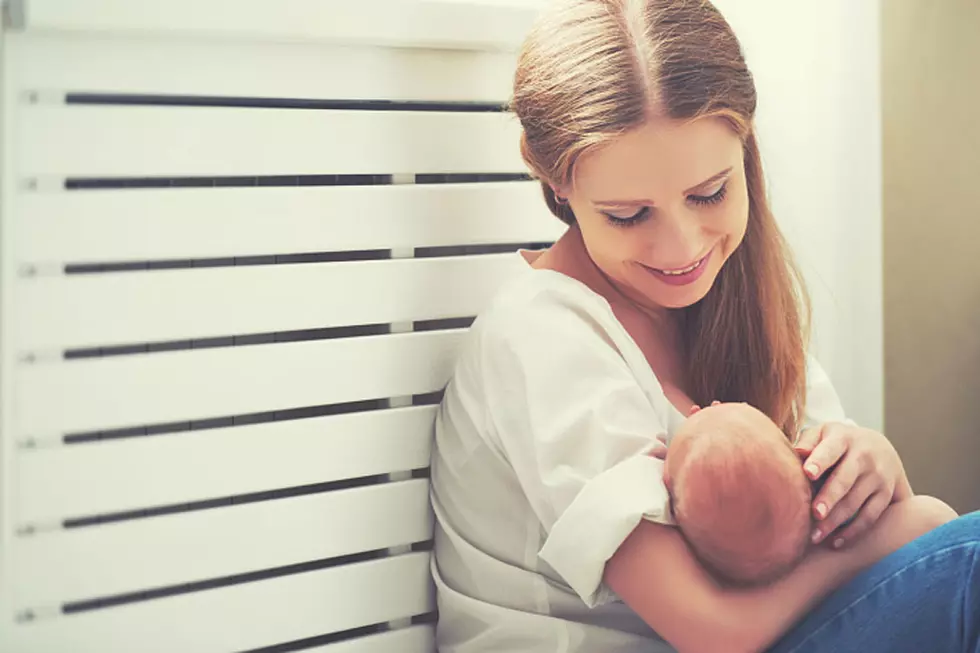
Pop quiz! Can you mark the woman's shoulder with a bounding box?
[472,266,621,347]
[464,265,671,407]
[448,257,681,435]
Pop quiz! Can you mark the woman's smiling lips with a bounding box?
[640,248,714,286]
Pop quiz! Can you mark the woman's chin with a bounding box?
[656,290,710,309]
[641,275,716,310]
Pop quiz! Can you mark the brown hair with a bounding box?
[511,0,809,435]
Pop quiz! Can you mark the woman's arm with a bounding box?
[604,495,955,653]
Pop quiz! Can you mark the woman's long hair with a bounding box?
[511,0,810,435]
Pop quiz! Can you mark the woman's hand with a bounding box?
[794,422,913,549]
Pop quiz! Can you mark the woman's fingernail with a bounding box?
[833,537,844,549]
[806,463,819,478]
[811,529,822,543]
[815,503,828,519]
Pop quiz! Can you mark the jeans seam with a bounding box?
[786,541,978,653]
[961,544,979,648]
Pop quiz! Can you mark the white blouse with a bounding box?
[430,251,852,652]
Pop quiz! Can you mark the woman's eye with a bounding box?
[603,207,650,227]
[689,182,728,207]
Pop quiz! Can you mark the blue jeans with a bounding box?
[768,510,980,653]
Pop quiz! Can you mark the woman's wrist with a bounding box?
[894,468,914,502]
[723,496,944,650]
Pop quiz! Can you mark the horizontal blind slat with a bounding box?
[303,625,434,653]
[17,406,435,523]
[17,182,559,264]
[21,0,540,51]
[17,255,522,351]
[14,479,432,608]
[12,34,516,102]
[17,330,463,435]
[9,552,434,653]
[20,106,525,177]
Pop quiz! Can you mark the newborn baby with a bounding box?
[663,402,813,587]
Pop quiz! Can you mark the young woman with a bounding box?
[430,1,980,651]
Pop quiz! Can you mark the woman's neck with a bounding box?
[535,226,692,411]
[537,226,675,328]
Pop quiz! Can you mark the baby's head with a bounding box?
[664,403,812,587]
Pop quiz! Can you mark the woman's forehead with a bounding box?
[573,116,743,200]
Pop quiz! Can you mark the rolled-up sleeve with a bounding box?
[540,455,670,606]
[480,286,673,608]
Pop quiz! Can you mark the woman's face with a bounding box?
[561,116,749,311]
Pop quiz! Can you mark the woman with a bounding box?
[430,1,980,651]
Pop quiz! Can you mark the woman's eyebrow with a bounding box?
[685,166,733,195]
[592,166,734,207]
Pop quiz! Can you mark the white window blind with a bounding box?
[0,1,558,651]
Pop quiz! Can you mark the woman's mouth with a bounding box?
[642,249,713,286]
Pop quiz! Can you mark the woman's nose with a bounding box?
[647,207,704,264]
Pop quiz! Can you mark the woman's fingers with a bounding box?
[832,490,891,548]
[802,425,849,481]
[800,422,902,545]
[811,453,860,522]
[793,426,823,458]
[814,474,878,544]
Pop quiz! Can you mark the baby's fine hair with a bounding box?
[672,428,813,587]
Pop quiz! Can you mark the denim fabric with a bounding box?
[769,511,980,653]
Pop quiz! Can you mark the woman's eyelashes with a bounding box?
[604,207,651,227]
[601,182,729,227]
[689,181,729,207]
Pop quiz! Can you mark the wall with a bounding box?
[716,0,884,430]
[883,0,980,513]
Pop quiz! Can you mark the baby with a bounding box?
[663,402,813,587]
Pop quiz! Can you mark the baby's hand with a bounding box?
[687,400,721,417]
[650,434,668,460]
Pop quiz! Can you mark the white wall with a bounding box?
[716,0,884,430]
